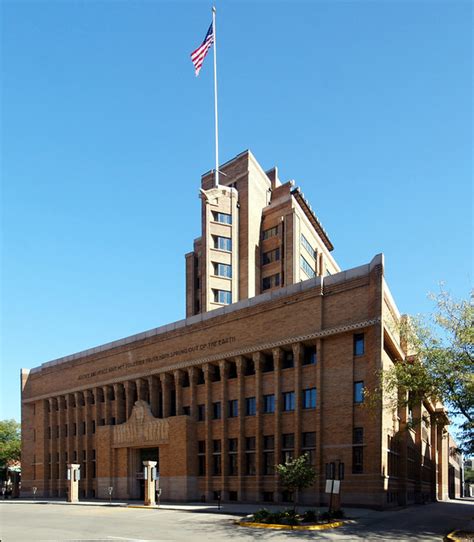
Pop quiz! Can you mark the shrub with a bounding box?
[302,510,318,522]
[252,508,271,522]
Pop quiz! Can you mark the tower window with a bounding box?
[212,211,232,224]
[213,289,231,305]
[300,255,316,278]
[212,262,232,278]
[262,225,279,240]
[262,273,280,291]
[213,236,232,251]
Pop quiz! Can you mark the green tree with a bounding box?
[0,419,21,467]
[381,289,473,454]
[275,453,317,511]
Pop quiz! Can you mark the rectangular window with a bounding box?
[303,388,317,409]
[352,446,364,474]
[263,435,275,475]
[228,399,238,418]
[262,273,281,291]
[282,350,294,369]
[212,262,232,278]
[213,235,232,251]
[301,233,317,259]
[197,404,205,421]
[245,450,256,475]
[198,441,206,476]
[300,255,316,278]
[212,439,221,475]
[213,289,232,304]
[263,394,275,413]
[262,225,278,240]
[212,211,232,224]
[283,391,295,412]
[212,401,221,420]
[354,333,365,356]
[354,381,365,404]
[353,427,364,444]
[262,354,274,372]
[183,406,190,416]
[302,431,316,466]
[245,397,256,416]
[282,433,295,463]
[92,420,96,434]
[303,345,317,365]
[262,248,280,265]
[228,438,238,475]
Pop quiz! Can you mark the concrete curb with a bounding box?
[444,530,474,542]
[237,520,347,531]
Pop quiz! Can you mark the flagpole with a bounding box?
[212,6,219,188]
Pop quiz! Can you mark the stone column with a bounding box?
[293,343,303,457]
[293,342,303,504]
[219,360,228,500]
[124,381,134,419]
[235,356,245,500]
[135,379,143,402]
[57,396,66,497]
[174,370,183,416]
[188,367,198,421]
[148,376,159,417]
[66,394,75,485]
[104,386,112,425]
[112,384,120,424]
[84,390,93,497]
[316,338,324,504]
[273,347,283,502]
[160,374,171,418]
[203,364,212,500]
[48,398,56,496]
[74,392,82,498]
[253,352,263,501]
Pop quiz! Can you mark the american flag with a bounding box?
[190,22,214,77]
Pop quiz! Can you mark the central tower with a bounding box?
[185,149,339,316]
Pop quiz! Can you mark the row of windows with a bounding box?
[47,419,112,439]
[212,262,232,278]
[197,388,317,420]
[300,255,316,278]
[197,432,316,476]
[301,233,317,260]
[262,273,280,290]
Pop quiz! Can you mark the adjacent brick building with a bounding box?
[21,150,455,508]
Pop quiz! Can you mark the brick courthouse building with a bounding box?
[21,150,457,508]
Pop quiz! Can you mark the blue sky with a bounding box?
[2,0,472,423]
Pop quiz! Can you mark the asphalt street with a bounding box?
[0,499,472,541]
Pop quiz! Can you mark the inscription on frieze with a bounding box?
[112,401,169,447]
[78,335,236,381]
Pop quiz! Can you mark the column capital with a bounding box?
[219,359,229,379]
[174,369,184,383]
[187,366,198,383]
[234,356,244,375]
[160,372,171,384]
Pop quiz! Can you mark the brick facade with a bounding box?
[21,151,455,508]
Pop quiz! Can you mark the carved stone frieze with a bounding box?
[112,400,169,448]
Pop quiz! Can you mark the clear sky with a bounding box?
[1,0,472,423]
